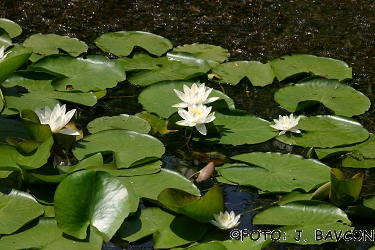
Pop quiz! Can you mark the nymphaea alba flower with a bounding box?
[173,83,219,108]
[210,211,241,230]
[176,103,215,135]
[0,46,7,59]
[35,104,80,136]
[270,114,301,135]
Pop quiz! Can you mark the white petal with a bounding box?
[172,102,188,108]
[59,128,80,135]
[195,123,207,135]
[174,89,189,102]
[290,128,301,133]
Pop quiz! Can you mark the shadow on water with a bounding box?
[2,1,375,249]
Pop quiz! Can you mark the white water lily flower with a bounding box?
[270,114,301,135]
[210,211,241,230]
[173,83,219,108]
[176,103,216,135]
[35,104,80,135]
[0,46,6,59]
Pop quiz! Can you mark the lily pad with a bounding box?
[121,52,210,86]
[274,77,370,116]
[173,43,230,67]
[0,136,53,171]
[119,168,200,201]
[269,54,352,81]
[275,115,369,148]
[135,111,176,134]
[118,207,207,249]
[28,55,126,92]
[0,218,103,250]
[23,33,88,57]
[157,183,224,223]
[197,111,277,146]
[73,130,165,168]
[212,61,275,86]
[95,31,173,57]
[0,28,12,48]
[218,152,330,193]
[0,18,22,38]
[0,188,44,234]
[0,118,29,143]
[87,114,151,134]
[54,170,131,241]
[253,200,353,245]
[315,134,375,160]
[4,72,97,109]
[0,46,32,85]
[138,80,234,118]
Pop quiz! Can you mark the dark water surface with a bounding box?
[2,1,375,249]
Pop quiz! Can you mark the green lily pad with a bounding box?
[275,115,369,148]
[269,54,352,81]
[95,31,173,57]
[197,111,277,146]
[118,207,207,249]
[218,152,330,193]
[346,195,375,219]
[87,114,151,134]
[0,18,22,38]
[342,155,375,168]
[0,46,32,85]
[212,61,275,86]
[179,238,270,250]
[0,28,12,48]
[173,43,230,67]
[315,134,375,160]
[157,183,224,223]
[0,136,53,171]
[20,109,53,143]
[73,129,165,168]
[118,168,200,201]
[0,118,29,143]
[274,77,370,116]
[23,33,88,57]
[0,188,44,234]
[0,218,103,250]
[28,55,126,92]
[278,190,314,205]
[135,111,176,134]
[253,200,353,245]
[138,80,234,118]
[3,72,97,109]
[119,52,210,86]
[54,170,131,241]
[329,168,363,208]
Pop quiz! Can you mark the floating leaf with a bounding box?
[87,114,150,134]
[4,72,97,109]
[135,111,175,134]
[54,170,131,241]
[269,54,352,81]
[180,238,270,250]
[95,31,173,57]
[346,195,375,219]
[218,152,330,192]
[212,61,275,86]
[29,55,126,92]
[73,130,165,168]
[23,33,88,57]
[119,169,200,201]
[173,43,230,67]
[0,218,103,250]
[253,200,353,245]
[138,80,234,118]
[197,111,277,146]
[0,46,32,85]
[275,115,369,148]
[157,184,224,222]
[0,136,53,171]
[278,190,314,205]
[120,52,210,86]
[0,28,12,49]
[0,188,44,234]
[274,77,370,116]
[0,18,22,38]
[315,134,375,160]
[0,118,29,143]
[118,207,207,249]
[329,168,363,208]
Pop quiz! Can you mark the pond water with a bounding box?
[2,0,375,249]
